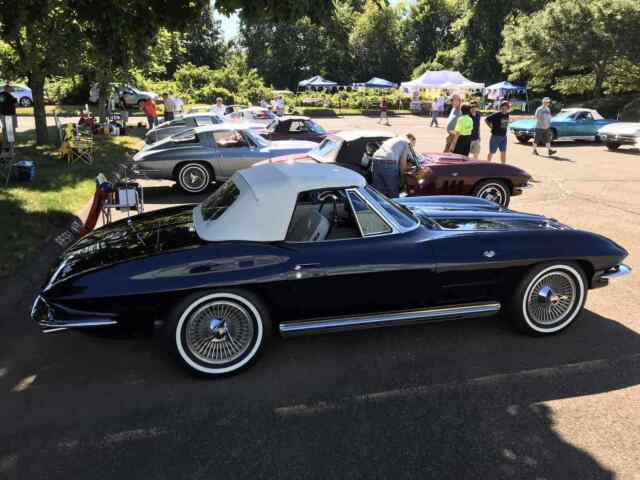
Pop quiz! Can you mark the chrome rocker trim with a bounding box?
[601,264,632,280]
[279,302,501,337]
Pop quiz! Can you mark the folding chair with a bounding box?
[68,132,94,166]
[0,144,15,187]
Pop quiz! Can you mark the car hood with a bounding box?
[396,196,566,229]
[598,122,640,135]
[268,140,318,152]
[45,205,202,287]
[509,119,537,130]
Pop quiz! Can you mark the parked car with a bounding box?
[144,113,224,145]
[31,163,631,376]
[7,84,33,107]
[115,83,160,109]
[597,122,640,151]
[509,108,617,144]
[263,130,531,207]
[225,107,278,127]
[263,115,330,143]
[187,104,248,115]
[129,123,317,193]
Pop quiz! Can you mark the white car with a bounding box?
[225,107,278,127]
[598,122,640,151]
[8,84,33,107]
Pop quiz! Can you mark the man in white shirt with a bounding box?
[431,95,445,127]
[162,93,176,121]
[212,97,226,119]
[173,96,184,115]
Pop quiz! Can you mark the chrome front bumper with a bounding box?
[592,264,632,289]
[600,264,632,280]
[31,295,118,333]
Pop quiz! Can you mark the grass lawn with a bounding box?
[0,126,144,277]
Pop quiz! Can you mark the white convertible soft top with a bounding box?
[193,163,366,242]
[560,108,604,120]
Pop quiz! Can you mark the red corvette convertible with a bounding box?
[262,130,532,207]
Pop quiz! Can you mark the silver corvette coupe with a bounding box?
[129,123,317,193]
[144,113,224,145]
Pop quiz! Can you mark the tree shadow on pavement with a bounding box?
[1,308,635,479]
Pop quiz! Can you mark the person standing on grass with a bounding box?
[141,98,158,129]
[0,84,18,136]
[444,94,461,152]
[469,101,482,159]
[450,103,473,156]
[378,97,390,126]
[485,101,511,164]
[431,94,445,127]
[163,93,176,121]
[533,97,557,157]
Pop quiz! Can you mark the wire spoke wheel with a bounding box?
[185,300,255,365]
[526,271,577,326]
[478,183,506,206]
[179,164,209,193]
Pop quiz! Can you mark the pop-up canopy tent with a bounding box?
[485,81,527,99]
[298,75,338,90]
[353,77,398,89]
[485,81,528,111]
[401,70,484,93]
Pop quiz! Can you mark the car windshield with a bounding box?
[307,121,326,135]
[244,128,269,148]
[553,111,575,121]
[364,186,419,229]
[200,180,240,221]
[309,138,340,163]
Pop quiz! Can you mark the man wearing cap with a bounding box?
[0,84,18,139]
[533,97,556,157]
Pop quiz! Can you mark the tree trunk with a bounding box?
[593,64,606,99]
[96,65,112,124]
[28,74,49,145]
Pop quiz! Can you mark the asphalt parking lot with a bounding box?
[2,114,639,479]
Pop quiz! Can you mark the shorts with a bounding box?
[453,135,471,156]
[469,139,481,155]
[535,128,552,146]
[489,135,507,153]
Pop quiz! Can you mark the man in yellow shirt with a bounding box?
[450,103,473,156]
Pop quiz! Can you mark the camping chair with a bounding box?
[54,112,64,146]
[0,144,15,187]
[59,123,94,166]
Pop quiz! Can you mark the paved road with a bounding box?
[1,115,639,479]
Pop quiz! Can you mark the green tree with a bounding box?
[499,0,640,97]
[439,0,550,83]
[0,1,83,144]
[349,0,407,83]
[403,0,458,68]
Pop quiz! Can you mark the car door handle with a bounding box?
[451,172,459,177]
[294,263,321,271]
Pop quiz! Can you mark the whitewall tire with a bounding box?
[177,163,212,194]
[167,290,271,376]
[472,179,511,207]
[508,263,587,335]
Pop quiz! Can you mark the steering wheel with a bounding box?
[318,193,339,236]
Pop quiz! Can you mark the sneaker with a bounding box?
[532,150,539,156]
[549,149,557,156]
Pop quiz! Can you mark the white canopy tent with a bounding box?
[401,70,484,96]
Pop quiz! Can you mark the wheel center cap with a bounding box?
[209,318,227,339]
[538,286,560,305]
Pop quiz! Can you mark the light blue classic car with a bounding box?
[509,108,617,144]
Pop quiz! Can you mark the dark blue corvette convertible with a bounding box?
[32,163,631,376]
